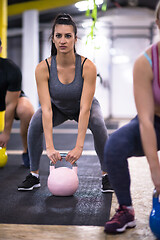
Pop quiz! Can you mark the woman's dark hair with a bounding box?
[155,1,160,20]
[50,13,77,56]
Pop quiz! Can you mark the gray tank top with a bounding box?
[48,54,86,115]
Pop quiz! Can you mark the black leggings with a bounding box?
[104,115,160,206]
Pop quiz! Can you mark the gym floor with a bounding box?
[0,120,156,240]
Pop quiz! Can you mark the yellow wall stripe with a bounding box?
[8,0,80,16]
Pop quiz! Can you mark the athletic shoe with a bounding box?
[101,174,114,193]
[22,151,30,168]
[18,173,41,191]
[104,205,136,233]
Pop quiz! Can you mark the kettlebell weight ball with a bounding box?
[0,147,8,168]
[149,189,160,239]
[47,153,79,196]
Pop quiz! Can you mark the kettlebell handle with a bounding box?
[0,146,6,150]
[49,152,78,167]
[153,189,159,198]
[60,153,77,166]
[152,189,160,208]
[60,152,67,158]
[49,152,67,166]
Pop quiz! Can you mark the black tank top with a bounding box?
[48,54,86,115]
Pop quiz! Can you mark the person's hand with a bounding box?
[65,146,83,165]
[46,147,61,164]
[0,132,10,148]
[151,166,160,194]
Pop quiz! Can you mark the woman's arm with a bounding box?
[66,59,97,164]
[133,53,160,193]
[35,60,61,163]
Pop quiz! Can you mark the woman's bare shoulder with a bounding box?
[80,55,96,71]
[36,57,51,75]
[133,48,153,81]
[134,45,152,68]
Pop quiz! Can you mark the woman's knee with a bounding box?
[104,134,119,162]
[104,130,131,163]
[89,107,107,134]
[28,108,43,136]
[89,98,106,128]
[89,115,104,129]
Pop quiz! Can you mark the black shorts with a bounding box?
[19,90,27,98]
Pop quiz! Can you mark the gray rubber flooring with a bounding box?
[0,120,112,226]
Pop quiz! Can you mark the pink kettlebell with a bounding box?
[47,154,79,196]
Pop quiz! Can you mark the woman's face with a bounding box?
[53,24,77,54]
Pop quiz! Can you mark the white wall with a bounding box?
[76,26,111,118]
[8,7,159,119]
[75,7,158,119]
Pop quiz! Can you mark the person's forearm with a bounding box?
[3,104,16,135]
[139,121,160,171]
[42,109,54,150]
[76,109,90,149]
